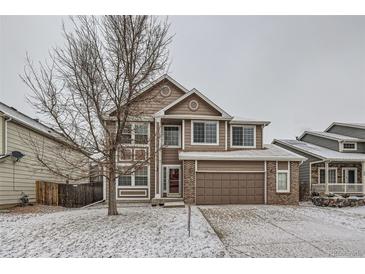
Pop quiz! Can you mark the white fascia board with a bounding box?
[230,120,271,126]
[178,154,306,161]
[325,122,365,132]
[154,114,231,121]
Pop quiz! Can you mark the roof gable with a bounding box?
[155,88,231,118]
[107,74,189,117]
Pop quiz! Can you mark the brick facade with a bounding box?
[266,161,300,205]
[183,160,196,204]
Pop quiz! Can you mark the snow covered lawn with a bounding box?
[200,204,365,258]
[0,205,227,258]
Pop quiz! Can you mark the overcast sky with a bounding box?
[1,16,365,143]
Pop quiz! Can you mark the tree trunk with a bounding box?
[107,150,118,215]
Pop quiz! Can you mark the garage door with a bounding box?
[196,172,265,205]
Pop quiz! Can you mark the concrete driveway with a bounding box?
[199,203,365,257]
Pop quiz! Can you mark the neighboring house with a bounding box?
[0,102,86,207]
[105,75,305,205]
[274,122,365,200]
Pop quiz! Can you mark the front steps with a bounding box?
[151,197,185,207]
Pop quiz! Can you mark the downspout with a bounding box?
[4,116,12,155]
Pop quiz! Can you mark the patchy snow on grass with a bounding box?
[200,204,365,258]
[0,205,227,258]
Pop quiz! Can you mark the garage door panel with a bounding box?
[196,170,265,205]
[230,180,239,188]
[222,188,230,196]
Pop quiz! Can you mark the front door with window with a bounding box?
[163,166,181,197]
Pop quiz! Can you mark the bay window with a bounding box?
[118,166,149,187]
[121,122,149,145]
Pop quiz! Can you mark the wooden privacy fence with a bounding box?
[36,181,103,208]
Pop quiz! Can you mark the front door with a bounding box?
[163,166,181,197]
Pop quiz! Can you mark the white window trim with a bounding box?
[318,167,337,184]
[341,142,357,151]
[162,125,181,148]
[191,120,219,145]
[119,147,133,162]
[116,165,150,188]
[342,167,358,184]
[230,125,256,148]
[276,161,290,193]
[120,122,150,147]
[133,148,148,161]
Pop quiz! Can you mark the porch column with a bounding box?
[362,161,365,195]
[325,161,329,194]
[155,117,162,198]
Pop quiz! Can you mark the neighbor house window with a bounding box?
[134,166,148,186]
[192,121,218,144]
[342,142,357,151]
[163,125,181,147]
[231,125,256,147]
[276,162,290,192]
[318,168,337,184]
[342,168,357,184]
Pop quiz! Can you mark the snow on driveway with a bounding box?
[0,205,227,258]
[200,204,365,258]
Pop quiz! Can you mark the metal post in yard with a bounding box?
[187,204,191,237]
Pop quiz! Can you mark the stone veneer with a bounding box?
[183,160,196,204]
[311,162,362,187]
[266,161,300,205]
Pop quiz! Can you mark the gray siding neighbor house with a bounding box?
[273,122,365,200]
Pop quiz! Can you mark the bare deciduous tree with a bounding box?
[21,15,172,215]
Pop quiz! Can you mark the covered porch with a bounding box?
[311,161,365,195]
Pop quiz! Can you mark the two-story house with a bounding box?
[274,122,365,200]
[105,75,305,205]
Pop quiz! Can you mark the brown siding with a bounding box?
[197,161,264,172]
[227,124,263,150]
[129,80,186,116]
[162,148,181,165]
[184,120,226,151]
[165,93,222,116]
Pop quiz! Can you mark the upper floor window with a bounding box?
[231,125,256,148]
[135,123,148,144]
[342,142,357,151]
[192,121,218,145]
[163,125,181,147]
[121,122,149,145]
